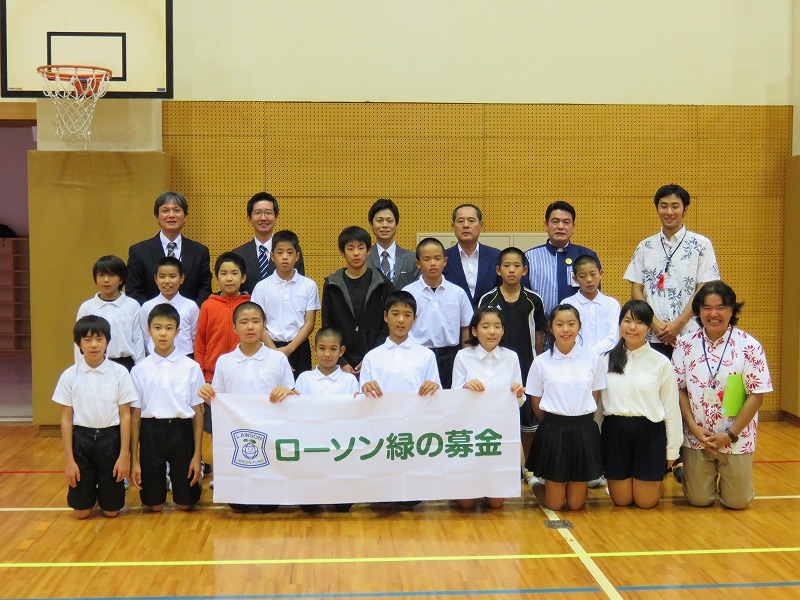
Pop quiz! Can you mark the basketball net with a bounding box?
[37,65,112,144]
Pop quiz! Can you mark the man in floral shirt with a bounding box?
[672,281,772,509]
[624,184,719,360]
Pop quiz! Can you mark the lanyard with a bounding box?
[660,229,686,274]
[702,327,733,389]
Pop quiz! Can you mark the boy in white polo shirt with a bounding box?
[75,255,145,370]
[197,301,296,512]
[130,303,205,511]
[294,326,359,513]
[360,290,441,398]
[402,238,472,389]
[563,255,621,355]
[251,230,319,376]
[139,256,199,357]
[53,315,137,519]
[295,327,360,397]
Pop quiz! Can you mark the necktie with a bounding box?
[166,242,176,258]
[380,250,391,280]
[258,245,270,278]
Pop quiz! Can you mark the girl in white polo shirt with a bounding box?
[452,306,526,510]
[526,304,605,511]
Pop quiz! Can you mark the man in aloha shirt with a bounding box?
[671,282,772,510]
[624,184,719,359]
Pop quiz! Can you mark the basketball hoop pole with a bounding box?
[37,65,111,148]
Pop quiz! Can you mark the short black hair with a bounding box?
[73,315,111,347]
[153,191,188,217]
[147,303,180,328]
[368,198,399,224]
[272,230,301,253]
[338,226,372,252]
[654,184,690,208]
[315,326,343,345]
[156,255,183,276]
[93,255,127,290]
[247,192,279,218]
[497,247,527,267]
[415,237,446,260]
[233,301,265,324]
[466,305,505,346]
[545,200,575,221]
[692,280,743,327]
[385,290,417,316]
[452,203,482,222]
[573,254,601,271]
[214,251,247,277]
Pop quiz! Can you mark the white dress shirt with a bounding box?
[251,270,320,342]
[75,293,146,364]
[140,293,199,356]
[52,358,137,428]
[563,290,621,355]
[130,350,204,418]
[212,343,295,395]
[452,345,525,406]
[403,276,473,347]
[600,344,682,460]
[526,344,605,415]
[295,366,360,396]
[458,243,480,298]
[159,232,182,259]
[375,242,396,280]
[360,337,441,393]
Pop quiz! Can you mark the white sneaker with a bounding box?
[526,473,545,488]
[588,476,607,489]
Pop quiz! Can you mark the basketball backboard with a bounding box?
[1,0,172,98]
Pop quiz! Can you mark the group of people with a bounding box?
[52,185,771,518]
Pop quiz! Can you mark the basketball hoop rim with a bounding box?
[37,65,113,81]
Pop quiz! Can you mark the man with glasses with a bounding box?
[233,192,305,294]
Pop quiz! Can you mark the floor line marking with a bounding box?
[1,546,800,569]
[537,502,622,600]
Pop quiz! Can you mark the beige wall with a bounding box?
[784,156,800,418]
[29,152,168,424]
[165,101,791,415]
[171,1,792,104]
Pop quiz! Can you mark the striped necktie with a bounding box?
[258,244,269,278]
[166,241,176,258]
[380,250,391,280]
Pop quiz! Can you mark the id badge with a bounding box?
[703,387,723,408]
[567,266,579,287]
[662,274,676,289]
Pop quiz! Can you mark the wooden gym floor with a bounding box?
[0,422,799,599]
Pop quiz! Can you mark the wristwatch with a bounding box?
[725,428,739,443]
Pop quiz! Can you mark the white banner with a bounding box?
[211,389,520,504]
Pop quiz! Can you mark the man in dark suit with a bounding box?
[365,198,419,290]
[442,203,500,308]
[126,191,212,307]
[232,192,305,294]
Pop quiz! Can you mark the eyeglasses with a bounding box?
[251,210,275,218]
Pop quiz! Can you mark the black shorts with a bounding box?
[432,344,460,390]
[274,339,312,375]
[203,402,213,434]
[601,415,667,482]
[519,395,539,433]
[68,425,125,512]
[139,418,201,507]
[527,413,602,483]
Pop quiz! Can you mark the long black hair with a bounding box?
[606,300,654,374]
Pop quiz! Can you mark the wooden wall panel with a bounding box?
[163,103,791,411]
